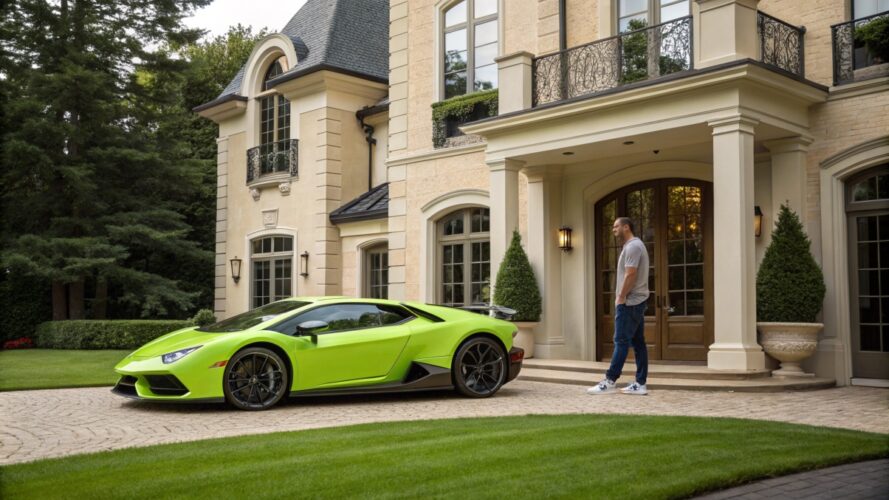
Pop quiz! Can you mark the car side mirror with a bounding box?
[296,320,329,343]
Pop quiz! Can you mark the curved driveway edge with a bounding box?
[1,382,887,465]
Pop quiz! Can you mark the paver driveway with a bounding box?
[1,381,887,465]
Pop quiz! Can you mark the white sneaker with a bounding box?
[587,379,617,395]
[620,382,648,395]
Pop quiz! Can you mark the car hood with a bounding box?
[130,327,224,359]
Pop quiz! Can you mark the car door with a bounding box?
[272,303,413,390]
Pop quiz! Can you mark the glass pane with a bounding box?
[471,208,490,233]
[668,292,685,316]
[620,0,648,16]
[474,64,497,91]
[283,237,293,252]
[860,297,880,323]
[445,0,466,27]
[686,215,702,239]
[660,0,689,22]
[453,284,464,304]
[686,291,704,315]
[853,177,877,201]
[603,293,613,314]
[880,215,889,241]
[669,266,685,290]
[475,0,497,17]
[252,240,261,254]
[860,324,880,351]
[858,216,878,241]
[445,28,468,54]
[474,42,497,68]
[668,215,684,240]
[602,200,617,242]
[627,188,656,243]
[442,213,464,235]
[668,241,684,264]
[860,270,880,295]
[879,175,889,199]
[474,20,498,46]
[620,14,648,33]
[881,242,889,268]
[686,264,704,290]
[445,71,468,98]
[884,326,889,352]
[686,239,703,263]
[645,294,655,316]
[262,238,272,253]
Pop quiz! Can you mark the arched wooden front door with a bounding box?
[595,179,714,361]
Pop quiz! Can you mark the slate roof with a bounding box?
[329,182,389,224]
[200,0,388,110]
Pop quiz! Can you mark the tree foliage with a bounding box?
[0,1,262,324]
[756,205,826,323]
[493,231,542,322]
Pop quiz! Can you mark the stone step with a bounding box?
[517,367,836,392]
[523,358,772,380]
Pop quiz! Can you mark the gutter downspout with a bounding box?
[559,0,567,51]
[357,112,376,191]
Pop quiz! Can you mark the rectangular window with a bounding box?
[367,248,389,299]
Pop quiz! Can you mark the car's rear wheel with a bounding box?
[453,336,506,398]
[223,347,288,410]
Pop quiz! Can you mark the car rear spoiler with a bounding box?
[458,304,517,321]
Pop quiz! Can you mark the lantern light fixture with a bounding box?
[230,257,242,284]
[754,206,763,238]
[558,226,573,252]
[299,251,310,277]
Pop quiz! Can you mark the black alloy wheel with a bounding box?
[223,347,288,410]
[453,337,507,398]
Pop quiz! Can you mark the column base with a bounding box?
[707,343,766,371]
[533,340,566,359]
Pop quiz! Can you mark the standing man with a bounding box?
[588,217,650,395]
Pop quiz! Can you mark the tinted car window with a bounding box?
[378,304,414,325]
[198,301,309,333]
[270,304,383,335]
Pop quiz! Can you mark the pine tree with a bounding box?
[493,231,543,322]
[756,205,826,322]
[0,0,211,320]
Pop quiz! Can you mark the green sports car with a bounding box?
[113,297,524,410]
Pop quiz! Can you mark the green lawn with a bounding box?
[1,415,886,499]
[0,349,127,391]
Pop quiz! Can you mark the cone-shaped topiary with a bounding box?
[756,205,826,322]
[494,231,542,322]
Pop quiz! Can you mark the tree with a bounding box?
[0,0,212,321]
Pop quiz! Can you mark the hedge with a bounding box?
[35,320,194,350]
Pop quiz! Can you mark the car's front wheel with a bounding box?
[453,336,507,398]
[223,347,289,410]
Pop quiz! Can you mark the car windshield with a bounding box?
[198,301,310,332]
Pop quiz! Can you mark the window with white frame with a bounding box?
[442,0,498,99]
[258,57,291,175]
[251,235,293,308]
[365,244,389,299]
[438,207,490,306]
[617,0,689,32]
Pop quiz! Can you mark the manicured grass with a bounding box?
[1,415,887,499]
[0,349,128,391]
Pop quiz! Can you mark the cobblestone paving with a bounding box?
[0,382,886,465]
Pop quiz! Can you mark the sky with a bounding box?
[184,0,308,40]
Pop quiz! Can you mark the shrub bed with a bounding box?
[35,320,193,350]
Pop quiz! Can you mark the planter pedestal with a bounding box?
[757,322,823,377]
[513,321,538,359]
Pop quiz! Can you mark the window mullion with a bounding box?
[467,10,474,94]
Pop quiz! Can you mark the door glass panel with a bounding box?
[600,199,619,317]
[627,188,656,316]
[854,213,889,352]
[666,185,704,316]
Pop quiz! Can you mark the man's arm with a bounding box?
[616,266,637,305]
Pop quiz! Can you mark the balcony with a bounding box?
[832,11,889,85]
[757,11,806,77]
[246,139,298,184]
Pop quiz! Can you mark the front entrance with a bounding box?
[595,179,713,361]
[847,165,889,380]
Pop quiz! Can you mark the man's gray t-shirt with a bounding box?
[617,237,650,306]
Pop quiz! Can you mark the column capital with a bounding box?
[708,115,759,136]
[764,135,814,154]
[486,158,524,172]
[522,165,564,182]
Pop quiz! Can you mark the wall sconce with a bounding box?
[299,251,309,277]
[754,206,763,238]
[558,226,573,251]
[230,257,242,284]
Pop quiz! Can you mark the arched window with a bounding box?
[251,235,293,308]
[364,243,389,299]
[437,207,490,306]
[259,57,291,175]
[442,0,498,99]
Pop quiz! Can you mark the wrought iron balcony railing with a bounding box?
[532,16,692,107]
[831,11,889,85]
[246,139,298,183]
[757,12,806,77]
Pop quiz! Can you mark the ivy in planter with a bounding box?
[493,230,542,322]
[756,205,826,323]
[854,15,889,63]
[431,89,498,149]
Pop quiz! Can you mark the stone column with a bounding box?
[489,159,522,288]
[495,52,534,114]
[524,166,565,357]
[765,136,813,230]
[707,115,766,371]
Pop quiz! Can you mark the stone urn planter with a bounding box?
[758,322,823,377]
[512,321,538,359]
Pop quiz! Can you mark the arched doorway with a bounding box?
[846,164,889,380]
[595,179,714,361]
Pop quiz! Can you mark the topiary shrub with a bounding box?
[493,231,542,322]
[191,308,216,327]
[756,205,826,323]
[35,320,193,349]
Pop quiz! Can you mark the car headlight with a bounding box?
[162,346,202,364]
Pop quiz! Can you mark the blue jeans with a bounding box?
[605,302,648,385]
